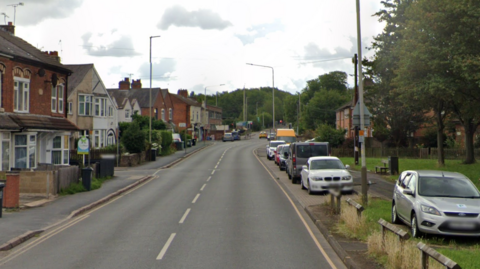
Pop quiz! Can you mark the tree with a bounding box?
[315,124,346,148]
[365,0,428,152]
[396,0,480,164]
[122,122,146,153]
[301,89,350,129]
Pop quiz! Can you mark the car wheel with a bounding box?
[292,176,296,184]
[411,213,422,238]
[391,202,401,224]
[288,170,292,179]
[307,180,313,195]
[301,177,306,190]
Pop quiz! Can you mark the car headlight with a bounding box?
[421,205,441,216]
[310,177,323,181]
[342,175,352,181]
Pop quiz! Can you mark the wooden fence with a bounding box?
[331,147,480,160]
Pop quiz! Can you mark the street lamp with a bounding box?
[204,84,225,144]
[149,35,160,144]
[355,0,368,204]
[7,2,23,25]
[246,63,275,130]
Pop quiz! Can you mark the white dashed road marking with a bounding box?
[179,208,191,224]
[192,193,200,204]
[156,233,176,260]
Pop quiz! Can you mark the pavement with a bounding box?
[0,141,214,251]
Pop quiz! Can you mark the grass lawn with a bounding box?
[339,157,480,188]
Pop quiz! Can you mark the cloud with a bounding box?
[138,59,177,81]
[158,5,232,30]
[81,32,140,57]
[6,0,83,26]
[235,19,285,45]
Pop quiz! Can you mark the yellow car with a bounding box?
[259,131,267,139]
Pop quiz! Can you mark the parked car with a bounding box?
[300,156,353,195]
[287,142,330,183]
[259,131,267,139]
[266,140,286,160]
[267,133,276,141]
[232,131,240,140]
[278,144,290,171]
[392,170,480,238]
[275,144,287,165]
[223,133,234,142]
[172,133,182,142]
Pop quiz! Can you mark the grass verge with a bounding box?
[337,197,480,269]
[59,176,112,195]
[339,157,480,188]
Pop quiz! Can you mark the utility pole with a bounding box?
[297,93,300,134]
[243,86,246,122]
[353,54,359,166]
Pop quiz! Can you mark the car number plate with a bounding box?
[449,222,476,230]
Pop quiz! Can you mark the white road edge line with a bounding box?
[252,149,338,269]
[156,233,176,260]
[207,176,211,182]
[179,208,191,224]
[200,184,206,191]
[192,193,200,203]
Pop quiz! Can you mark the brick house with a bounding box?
[65,64,118,148]
[171,89,203,139]
[335,100,373,139]
[206,104,223,140]
[0,23,78,171]
[107,89,141,123]
[107,78,174,128]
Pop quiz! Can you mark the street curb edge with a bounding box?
[0,230,44,251]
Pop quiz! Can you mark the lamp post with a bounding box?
[7,2,23,25]
[356,0,368,204]
[149,35,160,144]
[246,63,274,131]
[204,84,224,144]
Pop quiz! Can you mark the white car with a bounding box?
[266,140,285,160]
[300,156,353,194]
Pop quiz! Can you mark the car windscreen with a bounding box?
[277,136,296,143]
[418,176,480,197]
[270,142,284,147]
[310,160,345,170]
[296,145,328,158]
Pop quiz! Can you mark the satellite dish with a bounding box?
[38,68,45,77]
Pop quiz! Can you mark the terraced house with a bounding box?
[0,23,78,171]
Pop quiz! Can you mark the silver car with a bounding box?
[392,170,480,238]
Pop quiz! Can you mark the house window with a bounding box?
[0,72,3,108]
[94,130,100,148]
[79,95,92,115]
[95,98,100,116]
[14,134,36,169]
[58,85,64,113]
[68,102,73,114]
[1,133,10,171]
[161,109,165,121]
[14,77,30,112]
[169,108,172,120]
[51,136,69,165]
[51,86,57,112]
[125,109,130,118]
[108,106,113,117]
[154,109,158,119]
[344,108,349,119]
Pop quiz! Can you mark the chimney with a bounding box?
[177,89,188,98]
[48,51,61,62]
[0,22,15,35]
[119,77,130,90]
[131,79,142,89]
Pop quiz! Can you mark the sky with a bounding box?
[3,0,385,96]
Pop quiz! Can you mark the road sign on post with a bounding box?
[352,101,372,127]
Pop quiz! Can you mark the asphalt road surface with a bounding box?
[1,138,346,269]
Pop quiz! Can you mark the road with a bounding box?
[0,138,346,269]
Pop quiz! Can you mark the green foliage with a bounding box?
[131,114,167,130]
[59,182,85,195]
[180,130,192,140]
[159,130,173,154]
[315,124,346,148]
[302,89,350,128]
[122,122,146,153]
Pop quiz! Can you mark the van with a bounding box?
[286,142,329,183]
[276,129,296,143]
[172,133,182,142]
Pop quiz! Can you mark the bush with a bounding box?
[315,124,346,148]
[159,130,173,155]
[122,122,146,153]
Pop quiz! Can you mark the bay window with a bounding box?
[14,134,36,169]
[79,94,92,115]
